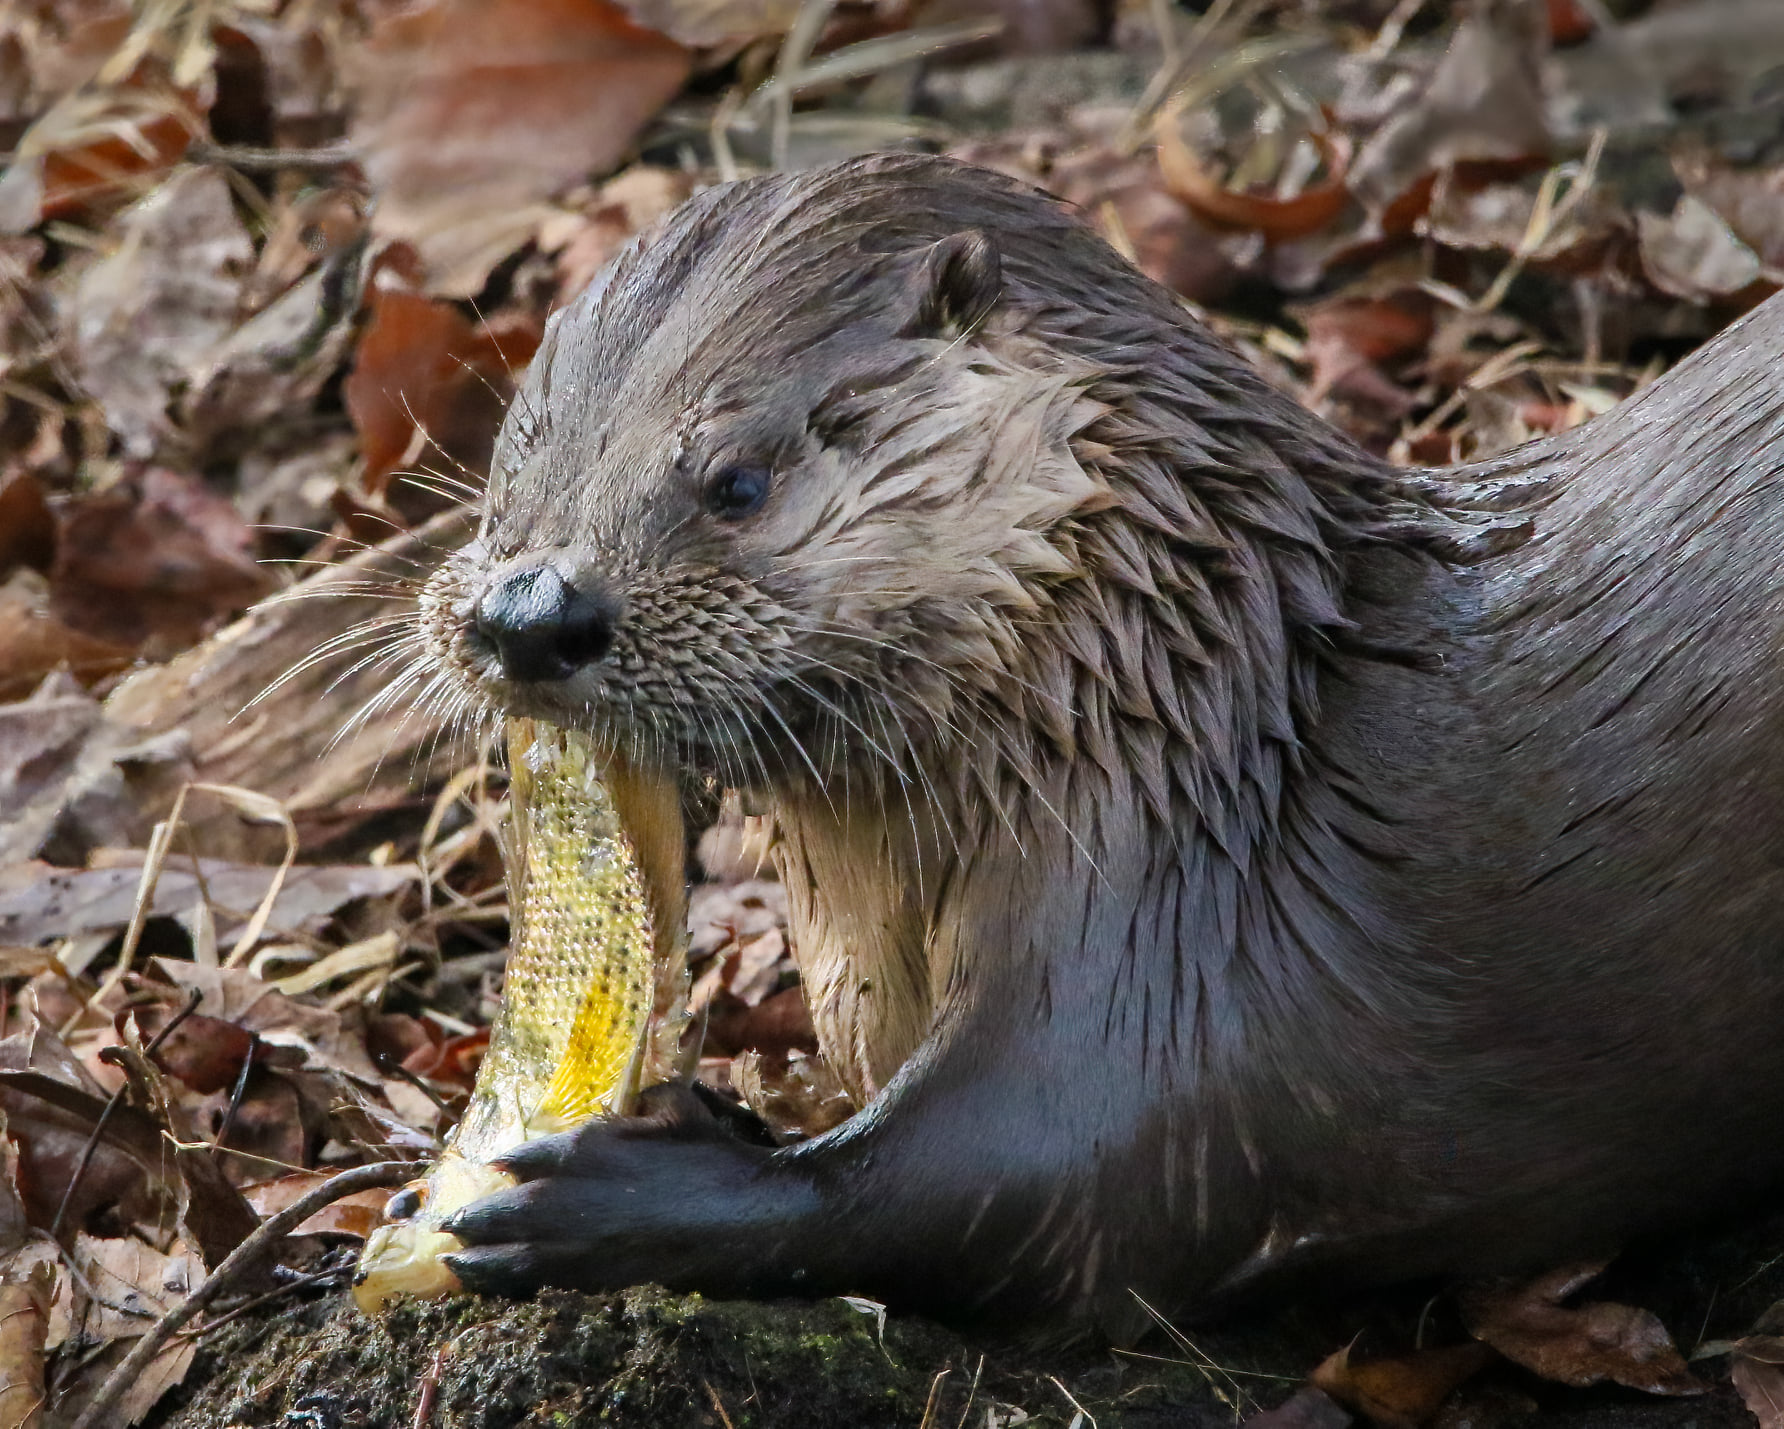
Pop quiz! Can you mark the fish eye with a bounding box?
[704,463,772,521]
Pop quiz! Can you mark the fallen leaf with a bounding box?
[731,1048,853,1142]
[1638,195,1765,302]
[63,1236,200,1424]
[136,1010,255,1097]
[616,0,799,47]
[0,1258,52,1429]
[1349,0,1552,222]
[0,575,134,705]
[243,1172,396,1238]
[1730,1337,1784,1428]
[547,165,695,305]
[50,467,269,653]
[0,474,55,577]
[1460,1263,1707,1396]
[1310,1340,1492,1429]
[343,287,539,498]
[349,0,691,296]
[0,858,415,951]
[1677,152,1784,271]
[0,41,202,234]
[1296,290,1434,413]
[67,167,254,458]
[1157,121,1351,243]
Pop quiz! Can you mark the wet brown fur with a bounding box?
[423,153,1784,1338]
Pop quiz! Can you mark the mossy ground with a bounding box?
[151,1210,1784,1429]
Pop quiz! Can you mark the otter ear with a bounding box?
[899,230,1002,338]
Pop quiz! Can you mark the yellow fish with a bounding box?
[354,718,685,1312]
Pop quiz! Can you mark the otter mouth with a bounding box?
[420,547,836,790]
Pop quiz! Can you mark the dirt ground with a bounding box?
[155,1208,1784,1428]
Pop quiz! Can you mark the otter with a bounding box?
[423,151,1784,1338]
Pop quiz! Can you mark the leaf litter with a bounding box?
[1,0,1783,1424]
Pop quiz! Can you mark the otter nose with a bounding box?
[473,561,618,683]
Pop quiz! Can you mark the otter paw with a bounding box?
[441,1084,780,1298]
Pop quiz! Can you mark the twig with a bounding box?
[1049,1375,1097,1428]
[702,1380,737,1429]
[411,1344,449,1428]
[70,1161,414,1429]
[186,140,358,172]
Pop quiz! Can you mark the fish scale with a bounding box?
[353,718,674,1312]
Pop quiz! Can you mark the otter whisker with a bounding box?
[252,524,437,568]
[240,616,420,716]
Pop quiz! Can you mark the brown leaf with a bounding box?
[66,168,255,458]
[731,1048,853,1142]
[1350,0,1553,221]
[547,166,695,305]
[0,1258,53,1429]
[1638,195,1765,302]
[1157,123,1351,243]
[0,1033,175,1234]
[617,0,799,47]
[1732,1343,1784,1429]
[1310,1340,1492,1429]
[349,0,691,296]
[0,36,202,234]
[49,467,269,653]
[1460,1263,1707,1396]
[1677,153,1784,271]
[1296,291,1434,418]
[243,1172,394,1238]
[137,1011,253,1097]
[706,985,817,1059]
[0,573,135,704]
[242,188,367,312]
[0,475,54,578]
[0,854,413,952]
[63,1236,200,1424]
[343,288,539,498]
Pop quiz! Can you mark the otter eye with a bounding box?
[704,463,771,521]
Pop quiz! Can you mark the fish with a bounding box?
[353,718,686,1312]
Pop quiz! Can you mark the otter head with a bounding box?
[423,156,1117,788]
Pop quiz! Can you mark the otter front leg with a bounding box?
[443,993,1256,1329]
[442,1083,813,1301]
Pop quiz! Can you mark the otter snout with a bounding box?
[472,556,620,684]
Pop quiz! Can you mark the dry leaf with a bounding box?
[0,574,135,705]
[244,1172,394,1238]
[1349,0,1552,220]
[342,287,539,498]
[0,66,201,233]
[0,855,414,953]
[1157,123,1350,243]
[0,475,54,578]
[1638,196,1764,302]
[349,0,691,295]
[731,1048,852,1142]
[1460,1263,1707,1396]
[49,468,269,653]
[0,1258,52,1429]
[67,168,253,458]
[617,0,799,47]
[1310,1340,1492,1429]
[1677,153,1784,271]
[1730,1337,1784,1429]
